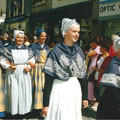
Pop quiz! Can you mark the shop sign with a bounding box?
[99,1,120,17]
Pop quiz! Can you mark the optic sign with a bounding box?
[99,1,120,17]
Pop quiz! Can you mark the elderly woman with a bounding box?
[29,29,50,118]
[42,18,88,120]
[1,30,35,118]
[96,37,120,119]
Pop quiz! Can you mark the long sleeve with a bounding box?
[28,57,36,64]
[78,77,88,100]
[0,56,10,69]
[27,57,36,69]
[43,73,54,107]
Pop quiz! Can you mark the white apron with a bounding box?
[5,50,32,115]
[45,77,82,120]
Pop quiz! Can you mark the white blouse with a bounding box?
[95,57,105,80]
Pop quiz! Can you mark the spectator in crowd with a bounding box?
[0,30,35,119]
[42,18,88,120]
[8,32,14,43]
[96,37,120,119]
[85,42,94,71]
[29,29,50,118]
[87,38,101,108]
[24,34,30,46]
[33,36,38,43]
[91,38,112,111]
[2,33,11,46]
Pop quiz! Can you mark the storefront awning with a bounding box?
[5,16,25,24]
[30,1,92,23]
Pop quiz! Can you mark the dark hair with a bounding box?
[89,37,99,45]
[98,37,111,51]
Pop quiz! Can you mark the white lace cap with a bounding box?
[61,18,79,37]
[14,30,24,41]
[113,37,120,52]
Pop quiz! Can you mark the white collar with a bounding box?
[39,43,44,48]
[16,44,22,48]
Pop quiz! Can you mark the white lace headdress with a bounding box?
[61,18,80,37]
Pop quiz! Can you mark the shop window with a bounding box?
[106,21,120,37]
[79,18,91,52]
[10,0,22,17]
[80,19,91,40]
[10,0,16,17]
[15,0,23,15]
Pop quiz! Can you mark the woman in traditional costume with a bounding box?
[1,30,35,118]
[96,37,120,119]
[42,18,88,120]
[29,30,50,118]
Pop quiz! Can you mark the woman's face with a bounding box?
[24,35,28,42]
[65,24,80,44]
[15,33,24,46]
[38,32,47,44]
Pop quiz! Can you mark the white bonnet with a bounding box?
[14,30,24,40]
[111,34,119,42]
[113,37,120,52]
[61,18,79,37]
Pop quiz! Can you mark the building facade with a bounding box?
[0,0,6,34]
[4,0,106,47]
[5,0,31,35]
[99,0,120,37]
[30,0,93,46]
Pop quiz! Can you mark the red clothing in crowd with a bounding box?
[108,45,116,58]
[96,55,112,86]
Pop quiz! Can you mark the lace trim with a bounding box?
[101,73,120,88]
[44,54,86,79]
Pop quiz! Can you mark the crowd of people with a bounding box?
[0,18,120,120]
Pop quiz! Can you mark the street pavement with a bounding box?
[23,107,96,120]
[82,107,96,120]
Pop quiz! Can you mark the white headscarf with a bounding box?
[61,18,79,37]
[111,34,119,42]
[14,30,24,41]
[113,37,120,52]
